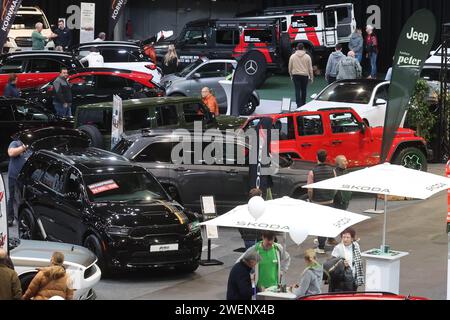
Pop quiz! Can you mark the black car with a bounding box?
[14,128,203,273]
[0,97,73,162]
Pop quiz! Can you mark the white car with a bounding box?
[76,41,162,84]
[298,79,392,127]
[4,6,53,53]
[0,175,101,300]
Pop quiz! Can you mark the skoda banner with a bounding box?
[111,94,123,149]
[381,9,436,162]
[0,0,23,49]
[0,176,8,253]
[109,0,128,38]
[230,50,267,116]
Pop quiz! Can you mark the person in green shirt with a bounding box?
[32,22,55,50]
[240,231,291,291]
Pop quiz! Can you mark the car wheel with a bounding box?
[19,272,38,293]
[18,209,38,240]
[393,147,428,171]
[176,261,199,273]
[78,125,103,149]
[84,234,108,274]
[240,95,258,116]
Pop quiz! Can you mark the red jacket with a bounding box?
[365,34,378,54]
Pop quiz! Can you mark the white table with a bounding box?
[256,291,297,301]
[362,249,409,294]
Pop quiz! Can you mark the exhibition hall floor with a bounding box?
[7,164,447,300]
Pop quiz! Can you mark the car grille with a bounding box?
[129,225,187,239]
[15,37,32,47]
[128,249,195,265]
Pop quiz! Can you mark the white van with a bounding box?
[4,6,53,53]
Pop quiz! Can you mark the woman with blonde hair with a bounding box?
[162,44,179,75]
[291,249,323,297]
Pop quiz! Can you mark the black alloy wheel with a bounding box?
[240,95,258,116]
[393,147,428,171]
[18,209,37,240]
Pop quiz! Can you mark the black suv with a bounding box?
[153,19,282,71]
[15,131,202,273]
[0,97,73,162]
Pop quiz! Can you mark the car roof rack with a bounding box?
[263,4,323,15]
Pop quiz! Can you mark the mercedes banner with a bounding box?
[381,9,436,162]
[0,0,23,49]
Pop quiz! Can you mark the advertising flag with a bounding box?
[109,0,128,38]
[381,9,436,162]
[0,0,23,49]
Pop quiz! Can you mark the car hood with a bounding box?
[92,201,190,228]
[371,126,418,138]
[161,74,184,87]
[10,239,97,268]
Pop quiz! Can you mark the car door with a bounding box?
[0,105,18,161]
[68,75,97,107]
[295,114,327,161]
[271,115,298,158]
[188,62,227,101]
[323,8,338,48]
[327,111,366,167]
[25,58,62,89]
[95,74,133,102]
[326,4,355,42]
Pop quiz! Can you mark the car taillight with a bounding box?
[145,64,157,70]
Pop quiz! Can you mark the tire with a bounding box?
[176,261,199,273]
[18,208,38,240]
[78,125,103,149]
[84,234,108,275]
[19,272,38,293]
[392,147,428,171]
[240,95,258,116]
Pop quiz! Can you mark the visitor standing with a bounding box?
[365,25,379,79]
[337,51,362,80]
[308,150,337,254]
[0,249,22,300]
[53,68,72,117]
[3,74,20,97]
[226,250,260,300]
[349,28,364,63]
[32,22,54,50]
[201,87,220,116]
[333,155,352,210]
[288,43,314,108]
[54,20,72,50]
[325,44,345,84]
[162,44,179,75]
[291,249,323,297]
[80,47,105,67]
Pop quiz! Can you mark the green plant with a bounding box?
[406,79,437,142]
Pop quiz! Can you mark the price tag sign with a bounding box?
[200,195,217,221]
[206,225,219,239]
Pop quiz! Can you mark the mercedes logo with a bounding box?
[245,60,258,76]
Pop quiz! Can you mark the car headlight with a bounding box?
[106,226,132,236]
[188,221,200,234]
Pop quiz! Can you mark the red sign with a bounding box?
[88,180,119,195]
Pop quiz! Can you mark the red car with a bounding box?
[21,68,165,110]
[298,292,429,300]
[243,108,429,170]
[0,51,82,93]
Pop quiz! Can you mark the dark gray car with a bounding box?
[112,131,315,214]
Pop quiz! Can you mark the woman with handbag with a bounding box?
[330,228,364,292]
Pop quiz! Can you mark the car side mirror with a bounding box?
[359,122,367,134]
[374,98,387,106]
[191,73,201,80]
[310,93,318,99]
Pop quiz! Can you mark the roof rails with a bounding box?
[263,4,323,15]
[316,107,355,112]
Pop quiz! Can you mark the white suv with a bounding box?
[4,6,53,53]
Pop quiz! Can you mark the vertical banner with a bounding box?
[231,50,267,116]
[111,94,123,149]
[109,0,128,39]
[0,0,23,49]
[0,177,8,253]
[80,2,95,44]
[381,9,436,162]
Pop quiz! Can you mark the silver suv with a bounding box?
[161,58,260,116]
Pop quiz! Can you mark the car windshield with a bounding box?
[316,82,379,104]
[84,172,169,203]
[177,59,203,77]
[11,14,49,29]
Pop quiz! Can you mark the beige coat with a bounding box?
[288,50,314,80]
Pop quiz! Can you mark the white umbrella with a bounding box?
[303,163,449,248]
[200,197,370,241]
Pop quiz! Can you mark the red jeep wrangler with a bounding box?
[243,108,429,171]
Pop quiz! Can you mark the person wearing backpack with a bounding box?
[291,249,323,297]
[330,228,364,292]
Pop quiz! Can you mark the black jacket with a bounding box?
[54,27,72,48]
[53,76,72,104]
[162,58,178,75]
[227,261,253,300]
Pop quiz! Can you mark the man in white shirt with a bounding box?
[93,32,106,42]
[80,47,104,67]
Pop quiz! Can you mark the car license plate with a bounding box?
[150,244,179,252]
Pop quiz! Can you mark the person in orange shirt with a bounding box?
[201,87,220,116]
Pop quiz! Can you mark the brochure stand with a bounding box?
[199,196,223,266]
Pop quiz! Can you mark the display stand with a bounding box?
[362,249,409,294]
[218,80,232,115]
[199,196,223,266]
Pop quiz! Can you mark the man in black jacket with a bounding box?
[53,68,72,117]
[227,250,260,300]
[54,20,72,50]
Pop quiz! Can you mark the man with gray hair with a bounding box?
[227,249,260,300]
[333,155,352,210]
[336,51,362,80]
[0,249,22,300]
[94,32,106,42]
[32,22,55,50]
